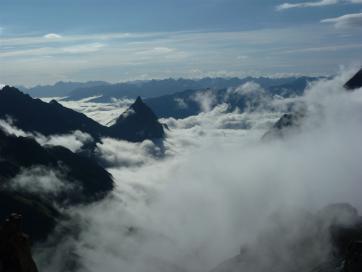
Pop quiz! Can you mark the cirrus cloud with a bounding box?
[321,12,362,28]
[277,0,362,11]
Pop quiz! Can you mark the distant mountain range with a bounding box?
[145,76,317,119]
[19,76,321,101]
[19,81,109,98]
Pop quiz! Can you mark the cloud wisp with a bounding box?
[277,0,362,10]
[0,118,93,152]
[322,12,362,28]
[277,0,338,10]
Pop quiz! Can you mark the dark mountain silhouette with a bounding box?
[110,97,165,142]
[0,86,107,138]
[0,86,165,142]
[0,214,39,272]
[344,69,362,91]
[0,128,114,200]
[0,128,114,241]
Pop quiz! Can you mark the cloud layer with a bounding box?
[33,69,362,272]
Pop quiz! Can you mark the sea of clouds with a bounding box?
[4,69,362,272]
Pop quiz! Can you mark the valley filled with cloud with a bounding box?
[5,69,356,272]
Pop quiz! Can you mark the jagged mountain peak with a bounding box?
[1,85,26,95]
[134,96,143,105]
[110,97,165,142]
[345,68,362,91]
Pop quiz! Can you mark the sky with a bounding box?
[0,0,362,86]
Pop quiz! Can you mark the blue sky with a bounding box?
[0,0,362,86]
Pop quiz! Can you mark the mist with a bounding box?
[34,69,362,272]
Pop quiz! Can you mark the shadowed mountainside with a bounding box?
[0,86,164,142]
[0,214,39,272]
[0,127,114,241]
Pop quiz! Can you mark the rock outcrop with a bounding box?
[0,214,38,272]
[262,109,306,140]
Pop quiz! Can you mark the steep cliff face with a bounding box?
[0,214,38,272]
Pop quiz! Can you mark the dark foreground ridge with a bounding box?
[0,127,114,241]
[0,214,38,272]
[0,86,165,142]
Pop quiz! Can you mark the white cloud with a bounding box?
[44,33,62,39]
[41,96,133,126]
[277,0,362,10]
[192,90,217,112]
[277,0,338,10]
[6,166,75,196]
[0,42,106,58]
[36,130,93,153]
[62,42,106,54]
[34,70,362,272]
[0,26,357,86]
[321,12,362,28]
[0,118,93,152]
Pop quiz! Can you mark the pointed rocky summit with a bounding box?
[110,96,165,142]
[345,68,362,91]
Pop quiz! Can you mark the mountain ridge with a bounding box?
[0,86,165,143]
